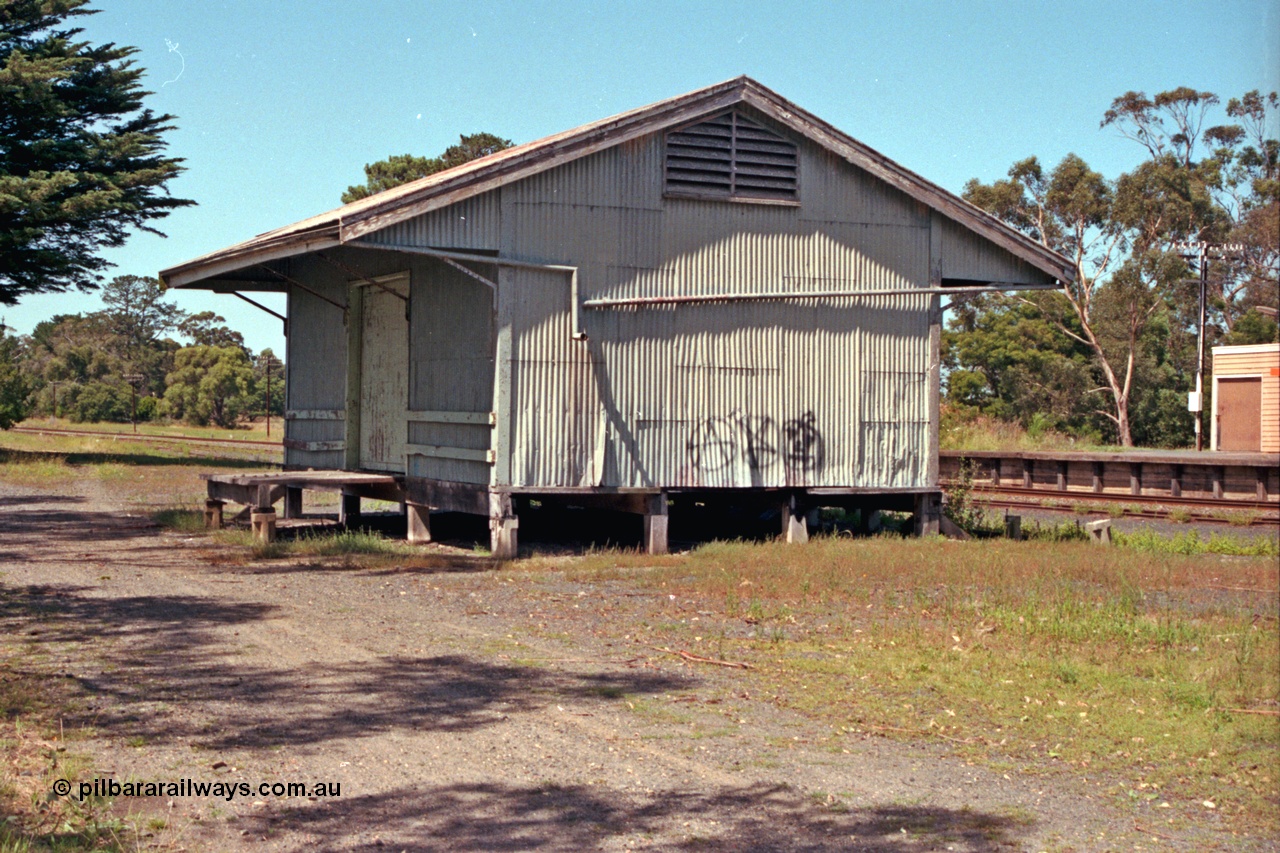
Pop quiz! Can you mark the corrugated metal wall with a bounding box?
[406,259,496,484]
[284,255,349,469]
[938,214,1054,284]
[363,193,502,251]
[288,106,1046,493]
[496,120,934,490]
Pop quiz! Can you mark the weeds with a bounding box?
[1022,519,1089,543]
[151,507,205,533]
[1,635,134,851]
[1115,527,1279,557]
[548,535,1279,836]
[1211,509,1261,527]
[942,458,998,536]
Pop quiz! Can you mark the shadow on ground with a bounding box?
[1,582,688,751]
[0,506,168,545]
[234,781,1029,852]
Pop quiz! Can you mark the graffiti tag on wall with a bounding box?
[688,410,825,478]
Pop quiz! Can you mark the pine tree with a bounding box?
[0,0,194,305]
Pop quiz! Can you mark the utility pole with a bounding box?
[1174,241,1245,451]
[123,373,144,434]
[265,356,272,438]
[48,380,63,423]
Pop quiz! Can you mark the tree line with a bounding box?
[945,87,1278,447]
[0,275,282,430]
[3,4,1275,448]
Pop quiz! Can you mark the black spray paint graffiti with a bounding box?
[688,410,825,478]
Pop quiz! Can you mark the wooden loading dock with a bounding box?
[939,449,1280,506]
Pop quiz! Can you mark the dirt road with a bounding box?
[0,479,1226,851]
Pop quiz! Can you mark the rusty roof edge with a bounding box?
[160,223,341,288]
[337,83,751,240]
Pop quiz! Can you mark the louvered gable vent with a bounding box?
[665,110,798,202]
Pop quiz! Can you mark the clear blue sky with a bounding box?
[4,0,1278,354]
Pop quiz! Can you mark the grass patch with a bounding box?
[151,507,206,533]
[538,535,1280,836]
[1115,527,1279,557]
[0,449,76,487]
[16,417,277,443]
[0,616,135,850]
[1,432,279,516]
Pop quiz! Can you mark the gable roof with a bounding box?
[161,76,1075,288]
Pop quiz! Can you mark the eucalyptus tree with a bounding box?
[959,88,1278,446]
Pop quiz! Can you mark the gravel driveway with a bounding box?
[0,478,1244,851]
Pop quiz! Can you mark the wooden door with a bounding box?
[1217,377,1262,452]
[359,277,409,471]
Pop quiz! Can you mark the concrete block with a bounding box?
[251,508,277,543]
[1085,518,1112,545]
[204,499,225,530]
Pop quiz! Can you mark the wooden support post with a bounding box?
[283,486,303,519]
[1130,463,1142,496]
[1056,461,1067,491]
[1092,462,1104,494]
[339,492,361,527]
[489,492,518,559]
[991,458,1001,487]
[204,499,225,529]
[255,483,273,511]
[1004,515,1022,541]
[781,493,808,544]
[1212,466,1224,500]
[643,492,669,555]
[1257,468,1269,501]
[1169,465,1182,498]
[1022,460,1034,489]
[914,492,941,537]
[406,502,431,544]
[251,508,277,543]
[864,510,883,534]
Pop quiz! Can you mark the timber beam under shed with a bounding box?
[201,470,944,555]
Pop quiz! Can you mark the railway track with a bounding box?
[961,485,1280,527]
[9,425,283,451]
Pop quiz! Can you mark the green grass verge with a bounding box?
[534,536,1280,838]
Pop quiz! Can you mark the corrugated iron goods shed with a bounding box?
[163,77,1074,557]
